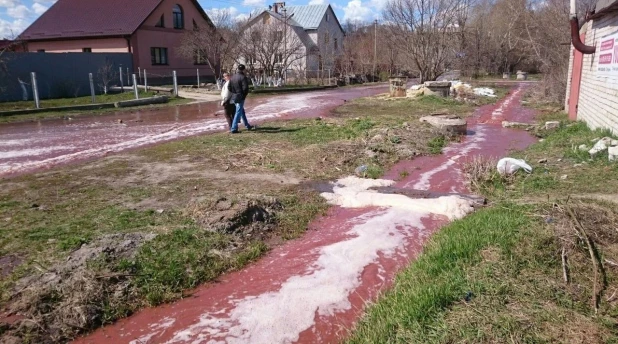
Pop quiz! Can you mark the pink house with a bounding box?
[19,0,217,82]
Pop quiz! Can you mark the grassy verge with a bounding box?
[348,109,618,343]
[0,92,476,342]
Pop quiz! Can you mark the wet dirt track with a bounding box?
[75,84,537,344]
[0,85,387,178]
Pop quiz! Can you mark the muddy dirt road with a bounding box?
[75,84,537,344]
[0,85,387,178]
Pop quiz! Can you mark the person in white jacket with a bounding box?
[220,72,235,130]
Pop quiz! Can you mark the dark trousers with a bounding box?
[223,103,235,129]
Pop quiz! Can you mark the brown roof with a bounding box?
[20,0,214,41]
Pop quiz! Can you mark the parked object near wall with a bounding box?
[516,71,528,80]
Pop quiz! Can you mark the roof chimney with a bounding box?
[273,2,285,13]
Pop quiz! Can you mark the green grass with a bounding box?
[348,108,618,344]
[348,204,534,343]
[427,135,447,154]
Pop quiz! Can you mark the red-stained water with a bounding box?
[73,84,537,344]
[0,85,387,178]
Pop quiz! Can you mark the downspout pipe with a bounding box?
[570,0,596,54]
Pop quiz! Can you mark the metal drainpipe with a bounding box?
[570,0,596,54]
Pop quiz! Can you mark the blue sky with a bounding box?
[0,0,384,39]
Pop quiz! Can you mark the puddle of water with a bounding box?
[0,85,388,178]
[74,84,537,344]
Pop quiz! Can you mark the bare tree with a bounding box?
[238,13,307,81]
[177,10,239,80]
[384,0,470,82]
[97,59,118,94]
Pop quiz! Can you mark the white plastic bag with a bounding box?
[497,158,532,175]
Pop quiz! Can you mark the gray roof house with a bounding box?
[240,3,344,78]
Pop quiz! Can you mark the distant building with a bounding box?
[566,0,618,131]
[240,3,344,78]
[19,0,217,82]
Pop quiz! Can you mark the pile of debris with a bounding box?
[406,81,497,100]
[579,137,618,161]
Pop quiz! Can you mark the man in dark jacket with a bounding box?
[228,64,254,133]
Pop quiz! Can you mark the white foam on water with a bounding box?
[0,112,281,176]
[161,177,476,344]
[0,146,72,160]
[411,124,488,190]
[491,88,521,120]
[129,317,176,344]
[0,139,33,147]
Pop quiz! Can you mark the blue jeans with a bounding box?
[231,99,251,132]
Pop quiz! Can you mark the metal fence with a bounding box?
[0,52,134,103]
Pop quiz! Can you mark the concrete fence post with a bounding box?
[328,69,331,86]
[173,71,178,97]
[30,72,40,109]
[144,69,148,91]
[138,67,141,83]
[119,67,124,92]
[127,68,131,86]
[197,69,200,88]
[89,73,96,104]
[132,74,139,99]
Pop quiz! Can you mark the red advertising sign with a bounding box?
[597,32,618,77]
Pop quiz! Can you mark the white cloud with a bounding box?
[0,0,19,8]
[32,2,48,15]
[7,4,31,19]
[309,0,325,5]
[342,0,374,22]
[0,17,28,39]
[242,0,265,7]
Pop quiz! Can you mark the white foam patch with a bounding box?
[0,112,281,176]
[129,317,176,344]
[162,177,476,344]
[0,147,73,160]
[411,124,488,190]
[491,88,522,120]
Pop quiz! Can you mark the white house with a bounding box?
[239,3,345,80]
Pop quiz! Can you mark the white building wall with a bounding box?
[575,13,618,132]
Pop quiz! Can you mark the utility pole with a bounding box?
[373,19,378,83]
[283,7,287,83]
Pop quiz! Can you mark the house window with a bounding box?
[326,13,330,22]
[194,50,208,65]
[251,31,261,41]
[82,48,92,53]
[318,54,323,70]
[275,53,283,64]
[334,38,338,50]
[193,19,198,31]
[173,5,184,29]
[246,55,256,65]
[323,33,330,44]
[156,15,165,27]
[275,30,283,42]
[151,47,168,65]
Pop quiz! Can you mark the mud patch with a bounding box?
[0,255,22,278]
[2,233,156,343]
[188,196,282,236]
